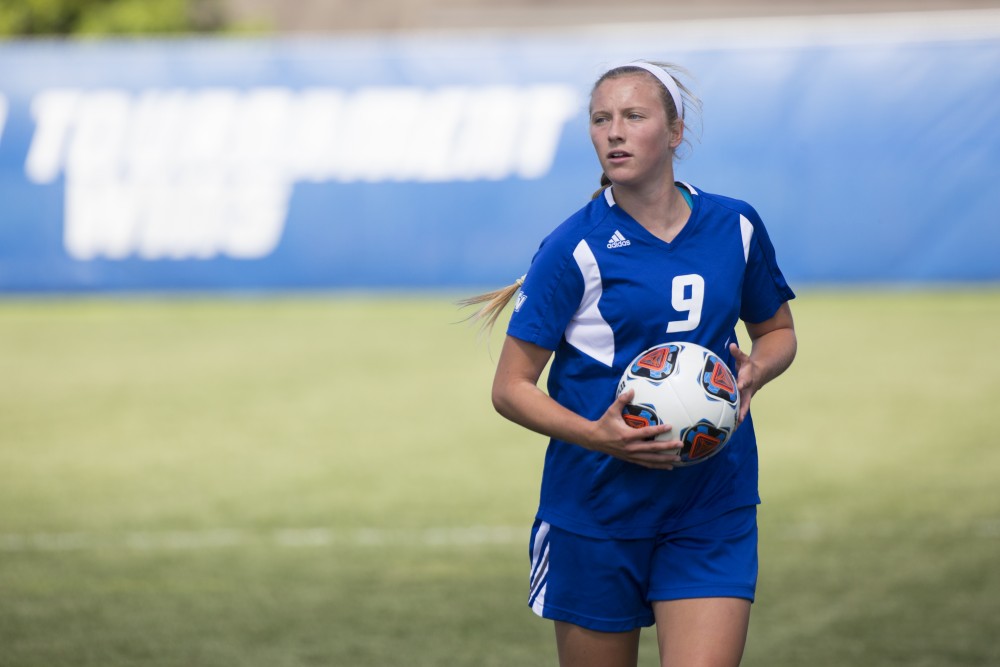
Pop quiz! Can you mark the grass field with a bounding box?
[1,289,998,666]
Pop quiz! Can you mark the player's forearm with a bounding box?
[492,379,596,448]
[747,326,797,391]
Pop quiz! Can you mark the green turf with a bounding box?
[0,289,997,666]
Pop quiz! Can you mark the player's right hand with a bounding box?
[585,388,684,469]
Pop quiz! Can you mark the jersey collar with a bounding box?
[603,182,699,208]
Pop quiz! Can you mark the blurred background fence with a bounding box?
[1,3,999,292]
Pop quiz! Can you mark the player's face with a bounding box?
[589,74,681,190]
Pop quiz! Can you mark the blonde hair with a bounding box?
[457,274,525,335]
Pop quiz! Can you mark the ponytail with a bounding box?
[458,274,526,336]
[464,172,608,335]
[591,172,611,200]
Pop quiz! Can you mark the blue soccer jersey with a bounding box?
[507,182,795,540]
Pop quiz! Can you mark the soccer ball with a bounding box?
[616,342,740,466]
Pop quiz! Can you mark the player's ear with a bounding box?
[668,119,684,150]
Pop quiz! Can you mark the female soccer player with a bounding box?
[464,61,797,667]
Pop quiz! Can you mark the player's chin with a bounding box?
[603,169,636,188]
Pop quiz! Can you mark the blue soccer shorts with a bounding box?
[527,505,758,633]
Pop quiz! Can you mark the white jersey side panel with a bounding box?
[564,239,615,367]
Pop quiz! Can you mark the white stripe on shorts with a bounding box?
[529,521,551,612]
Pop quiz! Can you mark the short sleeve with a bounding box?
[740,209,796,324]
[506,234,585,351]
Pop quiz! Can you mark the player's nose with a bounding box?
[607,115,625,141]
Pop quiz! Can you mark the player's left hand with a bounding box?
[729,342,756,425]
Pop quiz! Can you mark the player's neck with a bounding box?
[613,180,691,244]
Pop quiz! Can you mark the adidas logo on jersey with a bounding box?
[607,230,631,249]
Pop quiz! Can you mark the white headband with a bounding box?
[621,61,684,121]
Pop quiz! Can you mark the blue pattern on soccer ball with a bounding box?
[632,405,658,425]
[680,419,731,463]
[635,363,668,380]
[629,344,680,381]
[701,371,727,398]
[622,402,660,428]
[700,354,738,403]
[683,420,728,444]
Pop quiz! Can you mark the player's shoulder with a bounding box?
[684,182,764,224]
[539,193,616,253]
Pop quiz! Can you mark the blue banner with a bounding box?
[1,12,999,292]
